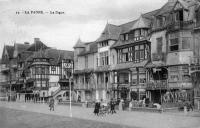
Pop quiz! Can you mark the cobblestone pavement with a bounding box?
[0,101,200,128]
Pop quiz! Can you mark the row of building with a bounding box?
[0,0,200,108]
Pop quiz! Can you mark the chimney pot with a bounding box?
[34,38,40,43]
[24,42,29,45]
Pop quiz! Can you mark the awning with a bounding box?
[112,60,148,71]
[74,68,94,74]
[95,65,111,72]
[145,61,166,68]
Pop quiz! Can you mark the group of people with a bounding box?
[94,99,116,116]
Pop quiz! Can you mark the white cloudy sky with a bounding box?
[0,0,167,56]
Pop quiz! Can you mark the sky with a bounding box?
[0,0,168,57]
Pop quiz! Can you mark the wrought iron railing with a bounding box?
[146,80,168,89]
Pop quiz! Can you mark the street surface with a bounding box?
[0,101,200,128]
[0,107,134,128]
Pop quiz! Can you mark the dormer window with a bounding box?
[134,29,141,37]
[157,16,164,27]
[175,10,183,22]
[99,41,108,47]
[120,34,128,41]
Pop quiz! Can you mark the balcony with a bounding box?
[167,20,194,32]
[34,87,48,90]
[1,66,9,73]
[152,52,166,61]
[151,24,167,33]
[146,80,168,90]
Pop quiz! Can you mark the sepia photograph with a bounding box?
[0,0,200,128]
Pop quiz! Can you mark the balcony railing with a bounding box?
[167,20,194,31]
[146,80,168,90]
[1,66,9,72]
[34,87,48,90]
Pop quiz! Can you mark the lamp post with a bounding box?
[69,76,72,117]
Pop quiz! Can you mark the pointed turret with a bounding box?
[96,23,121,42]
[73,38,85,48]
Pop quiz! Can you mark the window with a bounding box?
[117,45,146,63]
[157,17,163,27]
[139,45,144,60]
[135,46,140,62]
[125,34,128,40]
[122,48,129,62]
[99,41,108,47]
[134,29,141,37]
[156,37,163,53]
[120,35,125,41]
[175,10,183,22]
[182,37,191,50]
[170,38,179,51]
[128,47,133,61]
[51,66,56,74]
[41,68,45,74]
[99,51,109,66]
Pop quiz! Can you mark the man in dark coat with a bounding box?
[110,99,116,114]
[94,101,100,116]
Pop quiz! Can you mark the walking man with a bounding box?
[49,97,55,111]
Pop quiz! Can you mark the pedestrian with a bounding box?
[129,100,133,111]
[49,97,55,111]
[119,99,123,111]
[110,98,116,114]
[94,100,100,116]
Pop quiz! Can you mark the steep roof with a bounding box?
[5,45,14,59]
[15,43,30,53]
[26,48,74,65]
[142,9,160,19]
[18,51,33,62]
[78,42,98,56]
[155,1,176,16]
[73,38,86,48]
[96,23,121,42]
[119,9,160,34]
[27,40,47,51]
[1,45,14,64]
[131,15,151,30]
[119,20,138,34]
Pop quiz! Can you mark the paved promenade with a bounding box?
[0,101,200,128]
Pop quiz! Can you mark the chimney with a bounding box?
[34,38,40,43]
[24,42,29,45]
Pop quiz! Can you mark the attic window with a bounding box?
[100,41,108,47]
[175,10,183,22]
[121,34,128,41]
